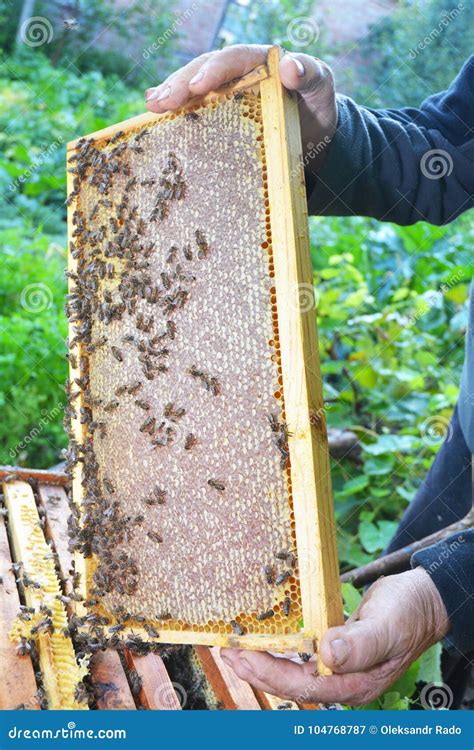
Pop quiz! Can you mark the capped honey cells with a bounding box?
[66,87,304,643]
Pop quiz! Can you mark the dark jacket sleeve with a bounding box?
[307,56,474,226]
[411,530,474,655]
[305,57,474,655]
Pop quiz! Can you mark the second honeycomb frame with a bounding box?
[67,46,343,662]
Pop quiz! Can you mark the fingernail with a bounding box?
[290,56,305,77]
[189,69,204,85]
[330,638,349,666]
[147,85,171,102]
[145,88,156,101]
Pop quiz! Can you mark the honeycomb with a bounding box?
[66,88,304,643]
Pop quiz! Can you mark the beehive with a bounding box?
[66,47,342,659]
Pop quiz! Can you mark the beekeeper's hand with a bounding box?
[145,44,337,170]
[221,568,449,706]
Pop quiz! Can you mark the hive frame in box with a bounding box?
[66,46,343,664]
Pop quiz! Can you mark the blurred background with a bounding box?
[0,0,472,704]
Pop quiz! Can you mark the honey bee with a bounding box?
[156,612,171,621]
[104,399,119,412]
[195,229,209,258]
[233,91,244,101]
[153,486,167,504]
[207,479,225,492]
[140,416,156,435]
[275,571,291,586]
[147,530,162,544]
[16,637,32,656]
[144,623,159,638]
[103,477,115,494]
[182,243,193,261]
[167,320,176,339]
[275,550,295,568]
[135,399,150,411]
[109,129,124,144]
[128,669,142,695]
[230,620,245,636]
[111,346,123,362]
[184,433,197,451]
[256,609,274,621]
[185,111,200,121]
[264,564,274,585]
[167,245,179,264]
[283,597,291,617]
[127,381,143,395]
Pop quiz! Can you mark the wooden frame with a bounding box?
[66,46,342,663]
[3,481,88,709]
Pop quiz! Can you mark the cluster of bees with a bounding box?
[64,102,298,644]
[229,547,295,635]
[65,121,226,633]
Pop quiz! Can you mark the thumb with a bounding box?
[279,53,335,110]
[320,616,394,674]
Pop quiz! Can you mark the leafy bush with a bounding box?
[359,0,474,107]
[311,215,472,569]
[0,226,68,467]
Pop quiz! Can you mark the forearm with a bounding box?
[306,94,473,226]
[411,528,474,654]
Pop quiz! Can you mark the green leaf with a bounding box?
[359,519,398,553]
[417,643,443,685]
[341,582,363,615]
[364,454,395,476]
[382,691,409,710]
[339,475,369,497]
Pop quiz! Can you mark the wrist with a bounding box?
[409,567,450,643]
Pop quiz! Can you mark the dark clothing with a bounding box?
[385,406,472,655]
[306,57,474,654]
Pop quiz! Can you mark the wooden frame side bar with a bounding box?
[260,47,343,662]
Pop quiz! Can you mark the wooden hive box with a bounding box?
[66,46,343,663]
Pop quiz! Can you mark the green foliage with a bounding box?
[0,51,142,467]
[0,226,68,467]
[2,0,178,86]
[219,0,328,58]
[311,215,472,571]
[359,0,473,107]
